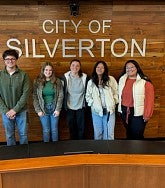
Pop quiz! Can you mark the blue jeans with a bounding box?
[40,103,59,142]
[92,111,115,140]
[2,110,28,146]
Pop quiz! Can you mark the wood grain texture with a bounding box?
[0,0,164,142]
[0,154,165,188]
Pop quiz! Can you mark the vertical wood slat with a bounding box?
[0,174,2,188]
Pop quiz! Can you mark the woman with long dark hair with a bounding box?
[118,60,154,139]
[86,61,118,140]
[33,62,63,142]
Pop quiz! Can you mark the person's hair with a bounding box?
[35,62,57,85]
[119,59,151,82]
[91,60,110,87]
[2,49,19,60]
[70,59,83,77]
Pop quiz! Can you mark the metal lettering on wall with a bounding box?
[6,19,147,58]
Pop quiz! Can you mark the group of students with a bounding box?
[0,49,154,146]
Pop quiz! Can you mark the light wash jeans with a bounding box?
[40,103,59,142]
[92,111,115,140]
[2,110,28,146]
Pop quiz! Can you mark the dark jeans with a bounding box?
[121,105,147,140]
[66,108,85,140]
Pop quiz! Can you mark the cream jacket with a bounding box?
[118,73,146,116]
[85,76,118,116]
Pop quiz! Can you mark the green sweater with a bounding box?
[42,81,55,104]
[0,67,31,114]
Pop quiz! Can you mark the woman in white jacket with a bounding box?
[86,61,118,140]
[118,60,154,139]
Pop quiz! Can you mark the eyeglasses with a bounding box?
[4,58,16,62]
[126,66,135,70]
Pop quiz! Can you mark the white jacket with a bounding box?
[118,73,146,116]
[86,76,118,116]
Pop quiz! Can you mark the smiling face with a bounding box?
[125,62,137,78]
[44,65,53,79]
[96,63,105,77]
[4,55,17,70]
[70,60,81,75]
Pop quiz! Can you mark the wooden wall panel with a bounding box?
[0,0,164,143]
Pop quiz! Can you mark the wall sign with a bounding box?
[6,19,147,58]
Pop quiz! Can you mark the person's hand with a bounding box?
[53,110,60,117]
[38,111,44,117]
[6,109,16,119]
[143,117,149,122]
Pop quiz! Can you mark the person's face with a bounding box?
[96,63,105,76]
[125,62,137,78]
[44,65,53,78]
[4,55,17,69]
[70,61,80,75]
